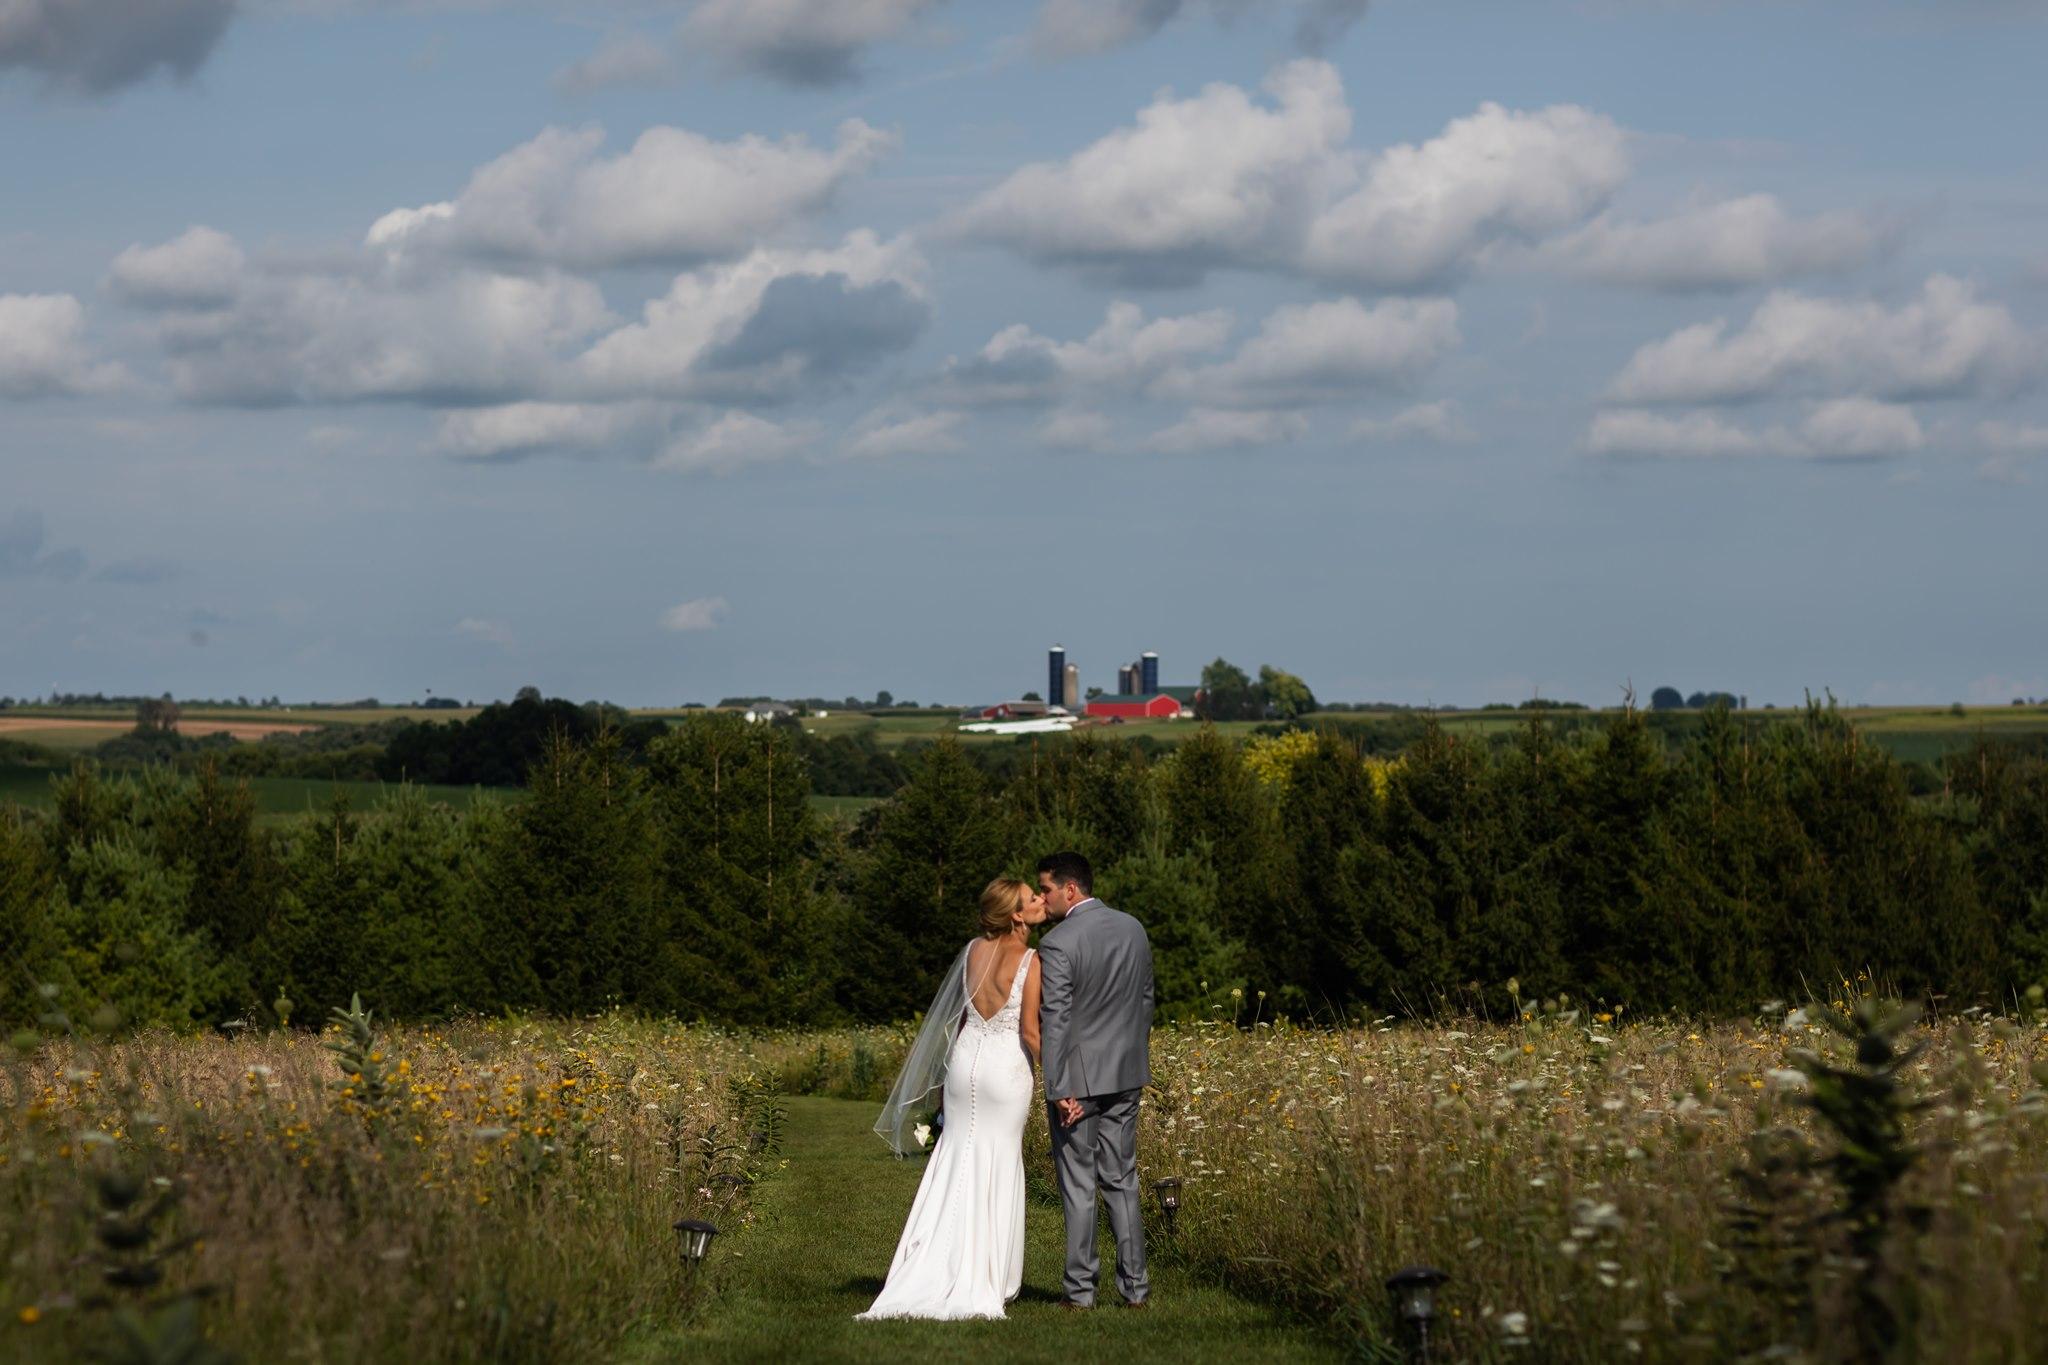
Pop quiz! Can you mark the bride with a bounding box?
[857,877,1047,1320]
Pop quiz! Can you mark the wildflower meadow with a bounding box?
[9,986,2048,1362]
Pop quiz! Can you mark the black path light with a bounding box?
[1385,1265,1450,1364]
[673,1218,719,1271]
[1152,1177,1182,1234]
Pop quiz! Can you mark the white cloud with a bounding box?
[1299,102,1629,290]
[1608,275,2038,406]
[1587,398,1924,461]
[1587,408,1764,459]
[433,402,645,461]
[455,617,515,647]
[0,293,126,397]
[0,0,234,94]
[1141,407,1308,454]
[551,33,675,96]
[115,222,927,413]
[1799,397,1925,459]
[366,119,893,269]
[656,411,816,472]
[938,301,1233,405]
[141,240,614,406]
[1977,419,2048,453]
[661,596,729,631]
[1037,408,1114,451]
[1350,400,1474,443]
[955,63,1629,291]
[684,0,942,86]
[1544,194,1883,291]
[1171,297,1458,404]
[844,409,967,459]
[950,60,1353,286]
[573,231,928,402]
[106,226,245,307]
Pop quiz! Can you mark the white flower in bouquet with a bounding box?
[914,1122,932,1149]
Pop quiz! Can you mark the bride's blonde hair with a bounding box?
[978,877,1031,936]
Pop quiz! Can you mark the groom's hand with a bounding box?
[1057,1097,1084,1127]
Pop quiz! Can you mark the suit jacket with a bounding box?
[1038,898,1154,1103]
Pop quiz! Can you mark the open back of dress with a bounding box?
[856,940,1036,1321]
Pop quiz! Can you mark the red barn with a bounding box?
[1085,693,1189,721]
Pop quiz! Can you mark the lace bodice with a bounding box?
[961,948,1032,1037]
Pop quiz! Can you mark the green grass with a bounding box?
[0,725,125,753]
[810,794,882,821]
[0,765,495,825]
[624,1096,1337,1365]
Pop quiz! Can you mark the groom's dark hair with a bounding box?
[1036,850,1092,894]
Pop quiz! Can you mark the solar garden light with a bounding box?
[1385,1265,1449,1363]
[1152,1177,1182,1234]
[673,1218,719,1271]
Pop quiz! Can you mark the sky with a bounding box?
[3,0,2046,710]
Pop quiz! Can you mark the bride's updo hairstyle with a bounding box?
[978,878,1031,936]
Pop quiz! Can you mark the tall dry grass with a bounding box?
[1138,992,2048,1361]
[10,996,2046,1362]
[2,1012,782,1363]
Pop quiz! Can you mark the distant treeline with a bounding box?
[4,703,2047,1035]
[29,688,1967,803]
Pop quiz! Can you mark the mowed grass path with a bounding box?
[628,1097,1338,1365]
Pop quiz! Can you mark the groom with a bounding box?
[1035,850,1154,1310]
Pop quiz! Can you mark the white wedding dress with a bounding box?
[857,946,1035,1321]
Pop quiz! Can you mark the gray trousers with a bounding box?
[1047,1087,1148,1306]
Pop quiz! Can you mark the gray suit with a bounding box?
[1039,897,1154,1306]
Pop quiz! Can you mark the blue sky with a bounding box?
[3,0,2045,709]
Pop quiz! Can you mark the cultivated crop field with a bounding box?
[10,998,2044,1362]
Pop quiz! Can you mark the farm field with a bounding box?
[807,793,882,821]
[0,765,867,826]
[5,1006,2042,1362]
[0,765,492,824]
[0,705,477,734]
[7,699,2047,776]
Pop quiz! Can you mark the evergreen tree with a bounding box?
[1460,716,1577,1009]
[259,794,374,1023]
[1096,842,1244,1019]
[0,806,56,1025]
[1565,704,1678,1006]
[1273,731,1378,1011]
[847,740,1008,1020]
[43,837,228,1030]
[1339,721,1484,1010]
[355,785,492,1020]
[474,732,662,1014]
[644,713,834,1023]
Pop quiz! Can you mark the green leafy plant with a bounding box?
[324,992,394,1129]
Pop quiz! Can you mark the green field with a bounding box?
[0,765,495,825]
[808,793,883,821]
[0,765,875,827]
[9,701,2048,791]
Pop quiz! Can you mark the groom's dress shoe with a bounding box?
[1057,1299,1092,1311]
[1122,1299,1149,1310]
